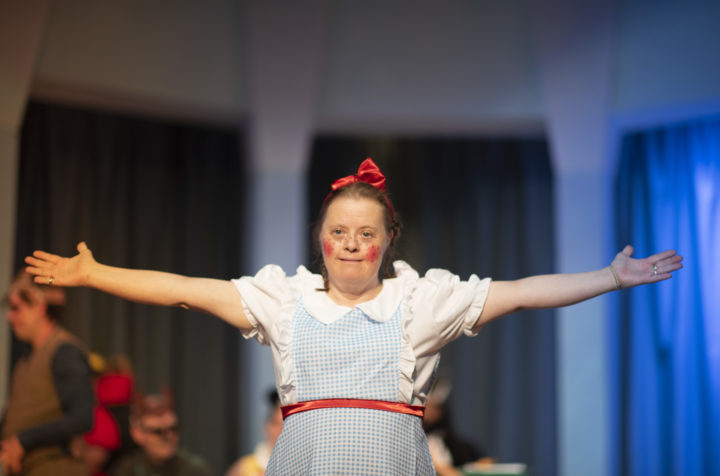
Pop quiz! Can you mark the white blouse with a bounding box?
[232,260,491,407]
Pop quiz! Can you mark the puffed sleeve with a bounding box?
[231,264,298,345]
[404,267,491,357]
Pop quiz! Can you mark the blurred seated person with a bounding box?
[110,387,211,476]
[225,390,283,476]
[82,353,136,476]
[423,380,493,475]
[0,271,94,475]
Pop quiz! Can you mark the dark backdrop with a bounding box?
[15,101,246,474]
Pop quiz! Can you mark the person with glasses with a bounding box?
[109,389,210,476]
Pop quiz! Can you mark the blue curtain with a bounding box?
[613,115,720,476]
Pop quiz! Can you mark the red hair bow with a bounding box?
[324,158,394,219]
[330,158,387,192]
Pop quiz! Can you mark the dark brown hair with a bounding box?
[313,181,402,291]
[6,271,66,322]
[130,387,175,423]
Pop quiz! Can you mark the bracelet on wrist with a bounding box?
[609,265,622,289]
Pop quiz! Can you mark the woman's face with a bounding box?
[6,291,45,343]
[320,196,390,290]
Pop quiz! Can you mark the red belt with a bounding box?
[281,399,425,420]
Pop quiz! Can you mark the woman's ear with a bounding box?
[386,229,395,249]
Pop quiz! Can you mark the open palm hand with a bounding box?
[611,245,683,288]
[24,241,96,287]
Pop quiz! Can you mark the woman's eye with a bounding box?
[332,229,343,235]
[362,231,373,238]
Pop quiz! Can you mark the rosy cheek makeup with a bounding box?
[322,240,334,256]
[365,245,380,263]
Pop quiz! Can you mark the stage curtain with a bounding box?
[15,101,246,474]
[613,115,720,476]
[308,136,557,476]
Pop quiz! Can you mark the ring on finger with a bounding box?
[653,264,658,276]
[48,276,54,285]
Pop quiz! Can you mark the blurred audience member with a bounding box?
[0,271,94,475]
[225,390,283,476]
[110,387,211,476]
[82,353,136,476]
[423,379,492,475]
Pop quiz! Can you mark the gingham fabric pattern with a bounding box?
[266,301,436,475]
[295,301,400,401]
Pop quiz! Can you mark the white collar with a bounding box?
[301,268,407,325]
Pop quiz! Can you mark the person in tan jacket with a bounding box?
[1,272,94,475]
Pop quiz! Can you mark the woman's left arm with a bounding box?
[474,245,683,330]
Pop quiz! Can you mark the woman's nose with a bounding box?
[344,235,358,251]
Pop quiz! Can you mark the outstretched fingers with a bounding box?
[25,255,50,268]
[24,251,61,284]
[647,250,683,283]
[25,256,49,275]
[649,250,683,270]
[27,252,57,266]
[614,246,684,287]
[25,261,58,287]
[648,249,678,263]
[24,264,44,276]
[32,250,61,263]
[655,255,683,275]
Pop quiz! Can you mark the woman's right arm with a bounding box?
[25,242,252,330]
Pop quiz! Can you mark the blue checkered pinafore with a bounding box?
[265,298,436,475]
